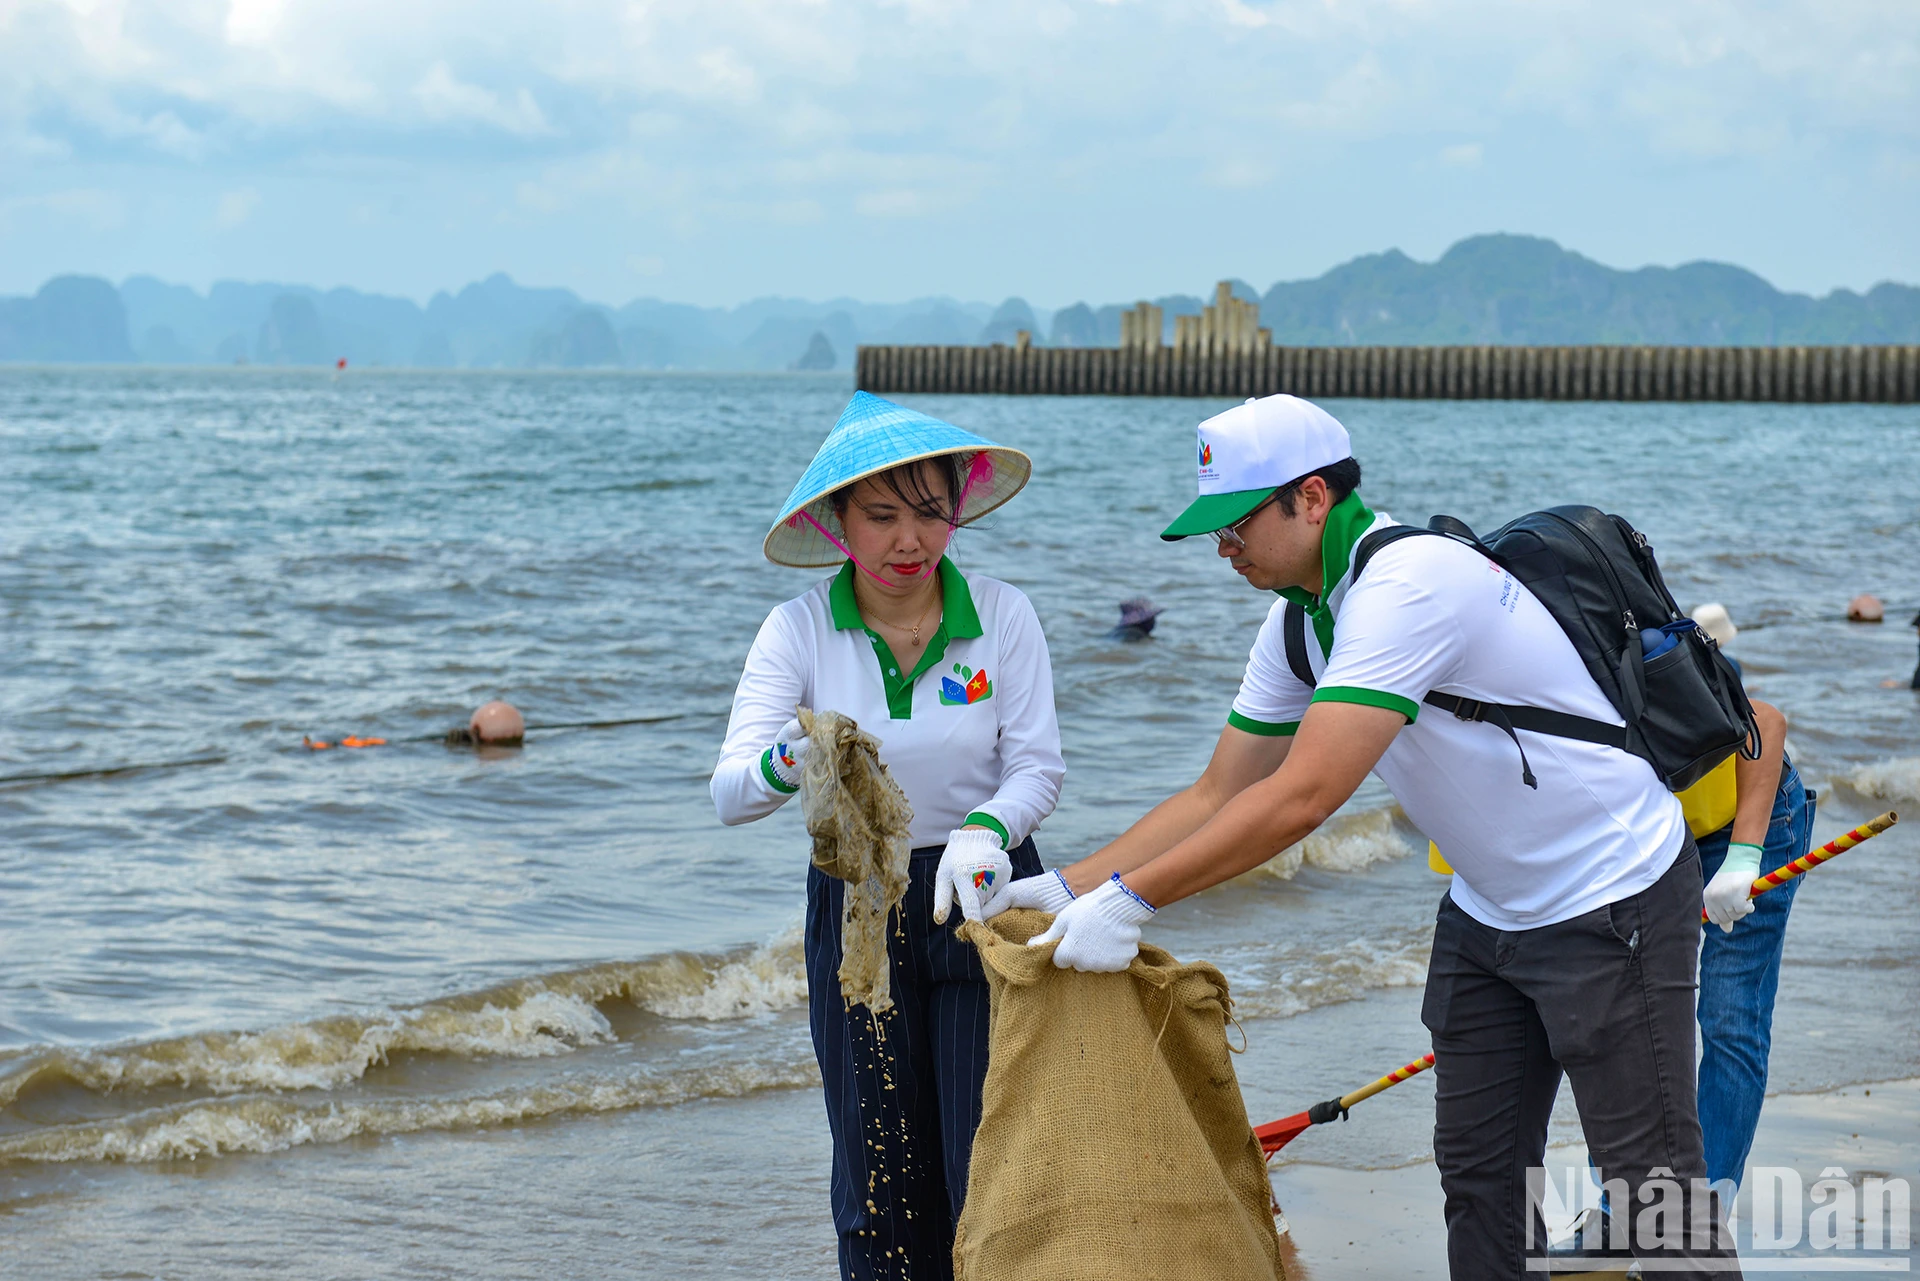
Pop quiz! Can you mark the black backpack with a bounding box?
[1281,506,1759,791]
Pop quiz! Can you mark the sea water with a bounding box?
[2,368,1916,1277]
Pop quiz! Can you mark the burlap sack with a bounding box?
[794,706,912,1012]
[953,910,1285,1280]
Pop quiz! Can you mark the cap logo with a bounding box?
[1197,436,1220,485]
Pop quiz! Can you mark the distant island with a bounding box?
[3,234,1917,372]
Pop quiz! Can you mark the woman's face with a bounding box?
[838,462,955,595]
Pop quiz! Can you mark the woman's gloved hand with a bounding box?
[1702,842,1763,933]
[764,717,809,792]
[932,828,1013,925]
[982,868,1075,920]
[1027,874,1156,971]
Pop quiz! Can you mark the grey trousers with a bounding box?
[1421,840,1741,1279]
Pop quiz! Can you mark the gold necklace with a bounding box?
[903,592,941,648]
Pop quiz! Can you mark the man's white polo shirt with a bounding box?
[1231,513,1688,930]
[713,558,1064,851]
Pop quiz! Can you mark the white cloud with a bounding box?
[215,186,260,227]
[854,189,930,218]
[413,62,550,136]
[4,0,1913,171]
[1,0,1916,297]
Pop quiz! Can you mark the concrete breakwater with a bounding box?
[855,339,1920,401]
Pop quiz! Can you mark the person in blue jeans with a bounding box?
[1553,608,1813,1258]
[1690,604,1819,1189]
[1695,750,1815,1185]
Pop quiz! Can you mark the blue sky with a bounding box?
[2,0,1916,307]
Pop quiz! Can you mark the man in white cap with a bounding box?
[995,394,1738,1278]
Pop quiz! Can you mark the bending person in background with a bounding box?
[1550,605,1813,1256]
[1689,606,1817,1186]
[711,392,1063,1281]
[993,394,1739,1279]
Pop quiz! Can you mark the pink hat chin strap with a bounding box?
[787,452,992,588]
[789,508,898,588]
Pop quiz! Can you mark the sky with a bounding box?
[2,0,1917,308]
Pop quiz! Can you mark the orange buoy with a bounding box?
[341,736,386,748]
[303,736,332,750]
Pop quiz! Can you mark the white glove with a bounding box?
[932,828,1014,925]
[1703,842,1763,933]
[1028,874,1156,972]
[765,717,808,792]
[982,868,1075,921]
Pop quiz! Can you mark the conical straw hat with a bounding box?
[763,392,1032,568]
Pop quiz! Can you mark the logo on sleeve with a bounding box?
[939,663,993,706]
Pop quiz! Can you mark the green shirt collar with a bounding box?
[828,557,983,719]
[1275,491,1376,656]
[829,556,982,640]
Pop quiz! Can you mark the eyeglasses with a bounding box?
[1209,491,1280,551]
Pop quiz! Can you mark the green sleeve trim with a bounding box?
[1227,710,1299,737]
[1310,686,1420,724]
[760,748,800,794]
[963,812,1010,848]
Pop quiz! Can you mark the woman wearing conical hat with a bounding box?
[712,392,1064,1279]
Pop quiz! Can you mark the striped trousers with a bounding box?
[806,838,1043,1281]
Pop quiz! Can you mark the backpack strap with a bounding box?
[1419,693,1629,790]
[1282,601,1316,688]
[1282,524,1446,689]
[1312,516,1634,790]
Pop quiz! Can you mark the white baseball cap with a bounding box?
[1162,394,1353,539]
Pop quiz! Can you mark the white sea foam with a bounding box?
[0,1059,821,1166]
[1236,807,1413,883]
[1845,756,1920,806]
[0,927,810,1107]
[631,925,807,1020]
[1226,926,1433,1021]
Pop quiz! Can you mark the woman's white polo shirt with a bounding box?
[713,558,1064,851]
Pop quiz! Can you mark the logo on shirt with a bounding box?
[939,663,993,706]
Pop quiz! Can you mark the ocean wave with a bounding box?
[0,1058,819,1166]
[1226,926,1433,1021]
[0,928,807,1107]
[1843,756,1920,806]
[1235,807,1413,884]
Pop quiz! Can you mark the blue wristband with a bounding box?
[1110,873,1156,913]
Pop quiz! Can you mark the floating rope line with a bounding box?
[0,712,722,787]
[0,755,230,788]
